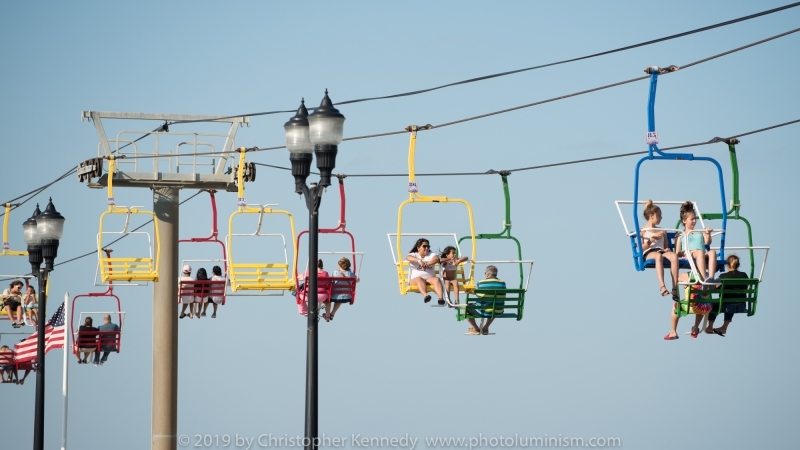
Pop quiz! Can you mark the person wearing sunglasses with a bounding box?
[406,238,444,304]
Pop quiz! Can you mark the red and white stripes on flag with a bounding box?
[14,301,66,363]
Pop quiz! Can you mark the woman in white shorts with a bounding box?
[406,238,444,305]
[201,265,225,318]
[179,265,197,319]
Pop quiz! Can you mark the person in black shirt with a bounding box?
[705,255,750,337]
[76,317,99,364]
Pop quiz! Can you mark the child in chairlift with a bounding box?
[640,200,679,301]
[24,285,38,325]
[439,246,468,306]
[675,201,717,283]
[201,266,225,319]
[179,265,196,319]
[323,257,360,322]
[193,267,209,319]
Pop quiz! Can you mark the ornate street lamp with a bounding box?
[284,91,345,450]
[23,197,65,450]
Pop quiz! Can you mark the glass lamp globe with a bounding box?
[35,198,65,241]
[284,99,313,154]
[22,204,41,245]
[308,90,345,146]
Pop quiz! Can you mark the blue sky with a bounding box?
[2,1,799,449]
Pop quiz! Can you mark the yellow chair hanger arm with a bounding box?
[2,203,27,257]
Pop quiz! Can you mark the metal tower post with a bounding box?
[152,186,179,450]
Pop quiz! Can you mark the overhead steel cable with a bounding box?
[112,26,800,163]
[165,2,800,126]
[0,167,77,218]
[0,123,167,218]
[430,26,800,130]
[7,22,794,216]
[255,118,800,177]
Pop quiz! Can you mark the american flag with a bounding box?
[14,301,66,363]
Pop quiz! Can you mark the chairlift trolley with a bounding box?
[0,203,31,325]
[226,150,297,293]
[71,251,125,360]
[388,127,477,297]
[179,190,228,305]
[617,67,729,283]
[674,139,769,318]
[295,176,363,306]
[456,173,534,322]
[97,157,160,283]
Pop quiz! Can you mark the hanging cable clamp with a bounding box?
[336,174,347,180]
[404,124,434,132]
[709,137,740,145]
[644,65,679,74]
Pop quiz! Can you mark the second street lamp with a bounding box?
[23,197,66,450]
[284,90,345,450]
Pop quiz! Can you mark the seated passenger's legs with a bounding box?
[707,249,717,278]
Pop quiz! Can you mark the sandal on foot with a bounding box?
[437,298,445,305]
[423,295,431,303]
[322,313,330,322]
[663,334,679,340]
[481,329,489,335]
[211,314,216,318]
[712,328,726,337]
[660,286,670,297]
[466,327,480,335]
[671,289,679,302]
[179,313,186,319]
[691,327,699,338]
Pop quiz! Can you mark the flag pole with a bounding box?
[61,292,69,450]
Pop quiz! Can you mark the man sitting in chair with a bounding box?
[466,265,506,335]
[93,314,120,366]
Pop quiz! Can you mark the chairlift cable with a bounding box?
[0,124,167,217]
[4,27,798,223]
[164,2,800,126]
[255,117,800,178]
[110,27,800,163]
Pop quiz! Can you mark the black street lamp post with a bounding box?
[284,91,345,450]
[22,198,65,450]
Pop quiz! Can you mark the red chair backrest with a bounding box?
[0,350,14,365]
[178,280,226,300]
[296,275,357,304]
[74,330,121,354]
[77,329,98,347]
[98,330,121,351]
